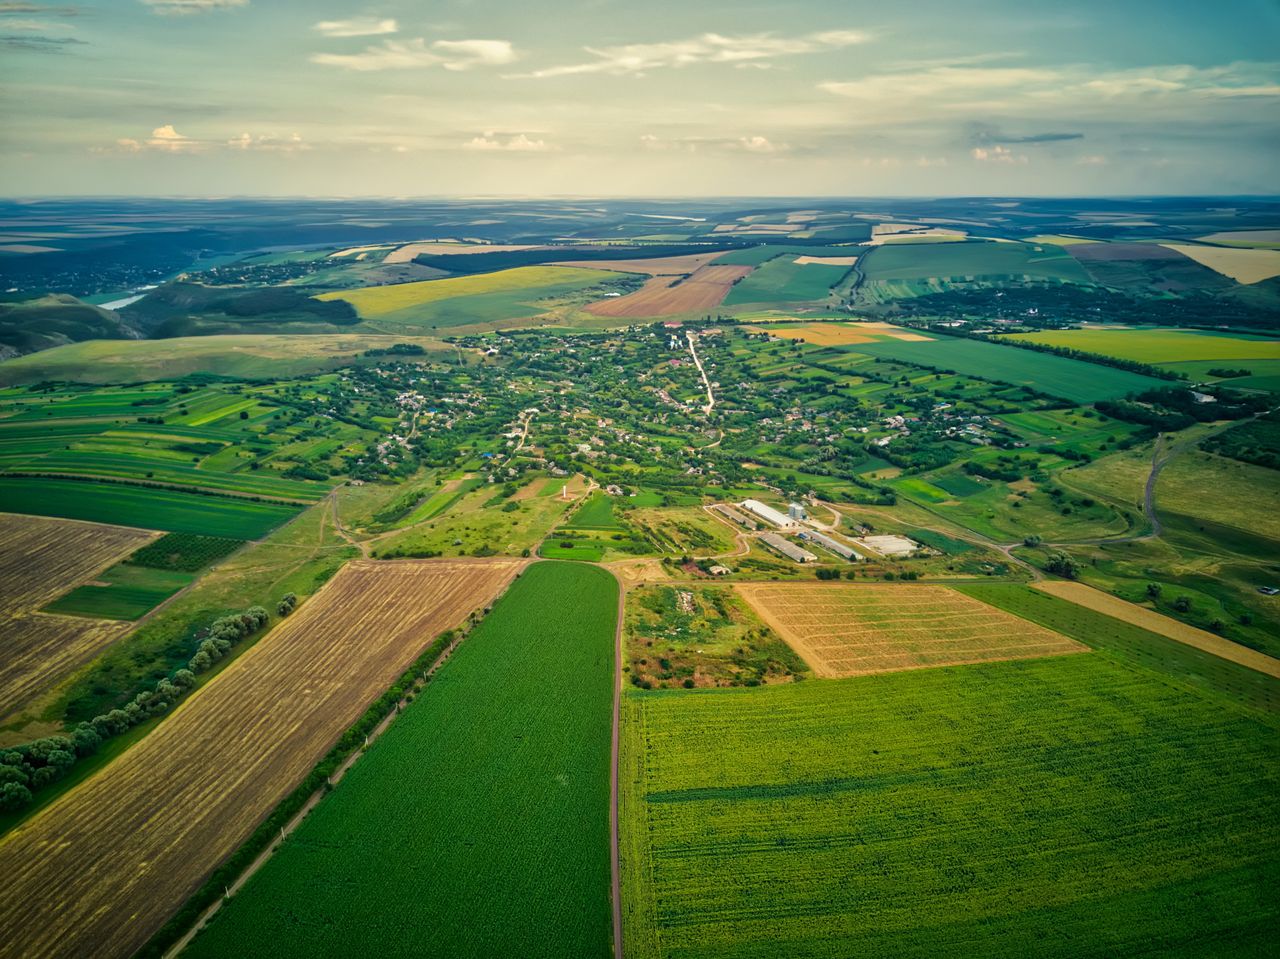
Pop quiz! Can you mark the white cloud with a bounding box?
[311,37,515,71]
[228,131,308,152]
[971,145,1026,164]
[312,17,397,38]
[1076,154,1108,165]
[738,135,783,153]
[139,0,248,14]
[464,132,549,152]
[514,29,867,79]
[147,124,201,152]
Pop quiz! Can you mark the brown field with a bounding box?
[735,583,1085,677]
[749,322,933,346]
[1032,581,1280,678]
[0,558,523,959]
[0,513,157,615]
[1159,243,1280,284]
[0,514,159,718]
[383,242,544,264]
[585,264,753,317]
[553,251,727,275]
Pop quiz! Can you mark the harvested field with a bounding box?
[1198,230,1280,246]
[553,251,727,275]
[792,254,859,266]
[586,265,752,317]
[0,614,131,719]
[0,513,157,615]
[0,514,159,717]
[1159,243,1280,284]
[735,583,1085,677]
[0,558,523,959]
[1033,581,1280,678]
[384,242,543,263]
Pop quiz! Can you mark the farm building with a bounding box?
[856,534,919,558]
[797,530,863,561]
[759,532,817,563]
[739,499,795,529]
[788,502,807,522]
[713,503,759,530]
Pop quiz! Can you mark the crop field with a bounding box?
[1160,243,1280,284]
[736,583,1085,676]
[0,514,156,717]
[1005,327,1280,365]
[722,255,849,306]
[713,244,863,266]
[0,334,450,386]
[585,264,752,317]
[1033,581,1279,678]
[0,477,300,538]
[554,251,728,275]
[0,558,524,959]
[836,335,1167,403]
[317,266,616,329]
[564,491,624,531]
[1063,242,1232,293]
[860,240,1091,284]
[183,561,616,959]
[620,653,1280,958]
[43,564,193,620]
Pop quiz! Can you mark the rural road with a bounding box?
[686,331,715,417]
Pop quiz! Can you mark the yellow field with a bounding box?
[383,242,544,264]
[736,583,1085,677]
[316,266,611,318]
[1197,230,1280,246]
[0,514,158,718]
[1033,581,1280,678]
[1025,234,1094,246]
[0,558,524,959]
[793,254,859,266]
[1159,243,1280,284]
[750,322,933,346]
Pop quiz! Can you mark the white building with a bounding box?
[788,502,807,522]
[759,532,817,563]
[739,499,795,529]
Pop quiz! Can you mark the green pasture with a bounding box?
[44,565,193,620]
[723,256,850,307]
[860,240,1091,284]
[1005,328,1280,365]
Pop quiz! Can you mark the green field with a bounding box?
[564,491,624,531]
[713,245,862,267]
[43,564,193,620]
[722,256,851,306]
[622,643,1278,957]
[1005,328,1280,366]
[0,477,299,538]
[184,561,618,959]
[860,241,1092,284]
[839,335,1167,403]
[316,266,620,331]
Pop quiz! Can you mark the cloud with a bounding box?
[0,3,83,13]
[227,131,308,152]
[140,0,247,13]
[971,145,1027,164]
[513,29,867,79]
[311,37,515,72]
[312,17,396,38]
[147,123,201,151]
[1,32,84,51]
[464,132,549,152]
[1076,155,1108,165]
[738,135,783,153]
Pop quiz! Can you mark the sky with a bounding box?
[1,0,1278,197]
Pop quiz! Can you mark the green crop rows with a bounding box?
[621,651,1279,958]
[0,477,300,538]
[184,561,619,959]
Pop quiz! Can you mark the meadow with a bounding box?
[0,477,300,538]
[836,335,1167,403]
[860,240,1092,284]
[722,254,850,307]
[42,564,193,621]
[317,265,618,330]
[0,559,523,959]
[621,652,1279,958]
[1005,327,1280,366]
[184,561,617,959]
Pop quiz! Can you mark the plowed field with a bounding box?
[586,264,752,317]
[735,583,1085,676]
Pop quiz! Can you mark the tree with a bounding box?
[1045,553,1079,580]
[0,781,32,812]
[1146,583,1162,600]
[1173,596,1192,613]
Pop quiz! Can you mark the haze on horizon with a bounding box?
[1,0,1278,198]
